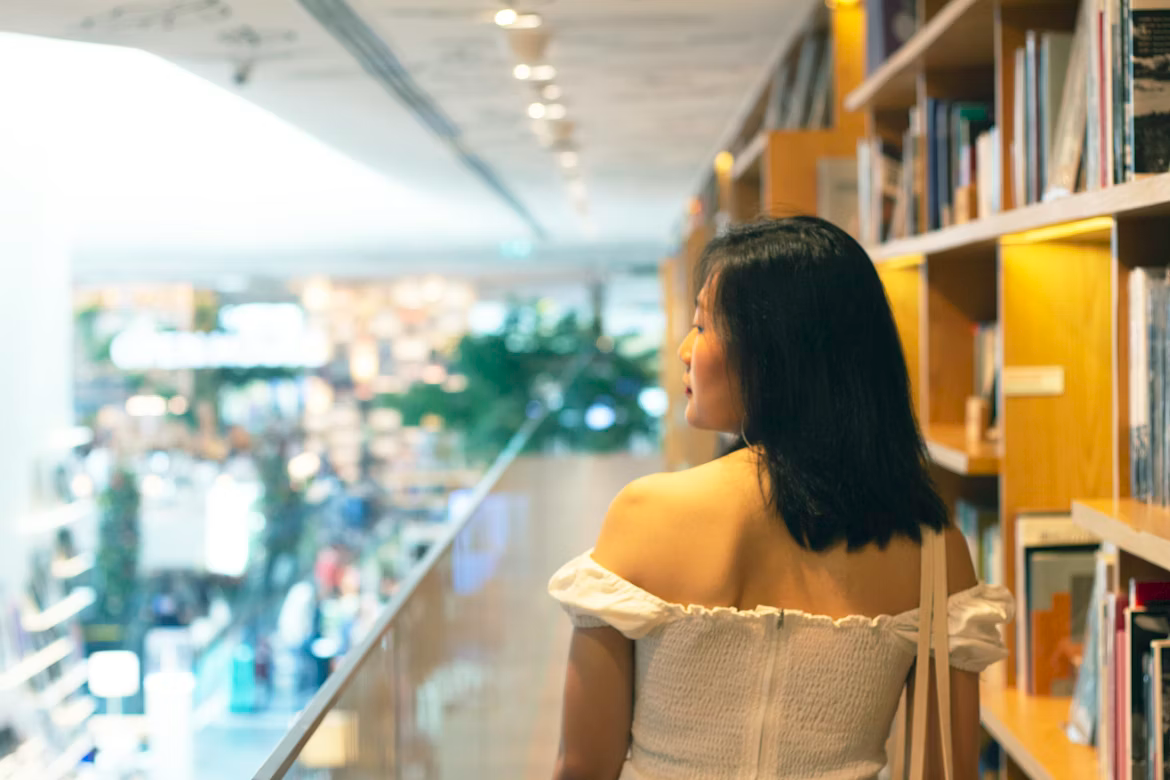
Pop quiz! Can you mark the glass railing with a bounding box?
[251,355,646,779]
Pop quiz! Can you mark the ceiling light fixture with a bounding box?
[530,65,557,81]
[545,103,567,120]
[528,102,547,119]
[541,84,562,101]
[495,9,519,26]
[513,64,532,80]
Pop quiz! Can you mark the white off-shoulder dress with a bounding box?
[549,550,1013,780]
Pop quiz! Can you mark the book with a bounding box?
[1046,9,1090,201]
[816,158,860,239]
[1037,31,1078,198]
[956,500,998,581]
[765,61,794,131]
[935,99,954,226]
[1015,513,1100,693]
[1013,46,1029,207]
[1030,549,1098,695]
[1126,602,1170,778]
[785,33,823,130]
[976,128,1001,217]
[1069,548,1117,745]
[1131,267,1156,502]
[1128,0,1170,175]
[1151,638,1170,779]
[865,0,918,75]
[806,40,834,130]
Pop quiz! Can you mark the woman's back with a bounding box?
[550,451,1011,779]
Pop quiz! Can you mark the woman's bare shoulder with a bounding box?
[592,457,753,588]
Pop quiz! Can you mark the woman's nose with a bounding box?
[678,329,693,365]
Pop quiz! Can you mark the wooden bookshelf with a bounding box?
[870,173,1170,263]
[1072,499,1170,571]
[924,424,1000,475]
[980,679,1098,780]
[844,0,994,112]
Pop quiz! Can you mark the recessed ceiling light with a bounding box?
[513,13,543,29]
[541,84,562,101]
[530,65,557,81]
[559,151,579,168]
[545,103,567,120]
[528,102,547,119]
[495,9,519,26]
[513,64,532,80]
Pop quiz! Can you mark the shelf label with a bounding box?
[1002,366,1065,397]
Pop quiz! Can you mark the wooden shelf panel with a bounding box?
[1072,499,1170,570]
[869,173,1170,262]
[980,681,1098,780]
[925,424,1000,475]
[844,0,994,111]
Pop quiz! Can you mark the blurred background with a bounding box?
[0,0,831,778]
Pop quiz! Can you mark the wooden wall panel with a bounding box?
[879,261,927,420]
[1000,236,1116,616]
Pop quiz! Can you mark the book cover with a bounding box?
[816,157,860,239]
[1088,0,1106,189]
[1015,513,1101,692]
[1131,267,1154,502]
[1030,550,1098,696]
[1115,593,1132,780]
[1047,6,1090,200]
[1151,638,1170,779]
[1026,31,1044,203]
[976,128,1000,217]
[927,98,942,229]
[865,0,917,74]
[935,100,954,226]
[1014,47,1029,207]
[1069,549,1115,745]
[1126,604,1170,778]
[1129,0,1170,175]
[1152,273,1168,505]
[1040,32,1076,188]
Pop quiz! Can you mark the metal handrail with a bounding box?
[251,358,588,779]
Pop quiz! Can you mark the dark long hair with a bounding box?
[697,217,947,551]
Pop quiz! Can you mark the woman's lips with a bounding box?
[684,386,693,397]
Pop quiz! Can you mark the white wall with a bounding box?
[0,100,75,594]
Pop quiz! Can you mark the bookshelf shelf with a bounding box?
[1071,499,1170,569]
[843,0,994,112]
[980,681,1098,780]
[925,424,1000,475]
[869,173,1170,262]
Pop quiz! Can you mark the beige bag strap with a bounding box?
[899,529,955,780]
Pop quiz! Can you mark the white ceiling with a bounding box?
[0,0,814,281]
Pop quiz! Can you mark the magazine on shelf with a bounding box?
[1126,600,1170,778]
[1128,0,1170,176]
[1070,548,1118,746]
[1015,513,1100,693]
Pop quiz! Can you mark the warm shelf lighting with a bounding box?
[1001,216,1115,245]
[513,63,531,80]
[876,253,925,270]
[530,65,556,81]
[528,102,547,119]
[714,151,734,174]
[494,8,518,26]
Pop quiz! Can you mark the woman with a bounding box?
[548,217,1012,779]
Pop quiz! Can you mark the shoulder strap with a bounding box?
[905,529,955,780]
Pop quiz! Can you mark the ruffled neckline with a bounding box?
[575,551,1000,629]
